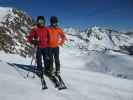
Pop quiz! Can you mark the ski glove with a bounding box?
[31,39,39,46]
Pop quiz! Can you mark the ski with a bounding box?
[40,75,48,90]
[44,72,60,89]
[41,80,48,90]
[26,45,38,79]
[55,74,67,90]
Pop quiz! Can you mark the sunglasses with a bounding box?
[38,19,45,24]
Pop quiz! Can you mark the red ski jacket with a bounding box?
[27,26,48,48]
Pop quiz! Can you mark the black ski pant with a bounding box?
[47,47,60,74]
[36,48,49,77]
[36,47,59,87]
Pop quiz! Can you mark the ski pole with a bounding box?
[27,45,37,78]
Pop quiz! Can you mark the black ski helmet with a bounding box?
[50,16,58,23]
[37,16,45,22]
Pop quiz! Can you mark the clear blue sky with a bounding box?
[0,0,133,31]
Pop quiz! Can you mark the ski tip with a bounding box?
[42,86,48,90]
[42,87,48,90]
[58,87,67,90]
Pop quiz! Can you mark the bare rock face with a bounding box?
[0,7,35,57]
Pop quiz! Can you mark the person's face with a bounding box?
[38,19,45,26]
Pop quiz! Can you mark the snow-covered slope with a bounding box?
[63,27,133,80]
[0,47,133,100]
[0,7,11,21]
[0,29,133,100]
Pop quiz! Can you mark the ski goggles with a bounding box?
[38,19,45,24]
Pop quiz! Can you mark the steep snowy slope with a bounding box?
[0,47,133,100]
[0,7,11,21]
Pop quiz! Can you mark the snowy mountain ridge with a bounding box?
[64,26,133,54]
[0,7,34,57]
